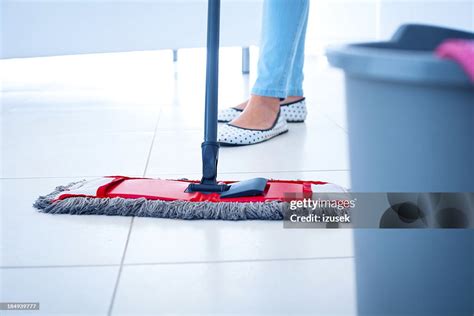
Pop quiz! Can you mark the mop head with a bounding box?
[34,176,347,220]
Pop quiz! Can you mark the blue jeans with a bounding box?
[252,0,310,99]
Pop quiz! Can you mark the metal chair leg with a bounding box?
[173,49,178,62]
[242,47,250,74]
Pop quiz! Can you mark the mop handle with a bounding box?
[186,0,225,191]
[191,0,224,189]
[203,0,220,142]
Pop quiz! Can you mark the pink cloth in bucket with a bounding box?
[436,39,474,82]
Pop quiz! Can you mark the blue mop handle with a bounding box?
[189,0,268,194]
[189,0,224,190]
[204,0,220,142]
[196,0,222,187]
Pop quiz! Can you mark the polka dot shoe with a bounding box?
[218,110,289,146]
[217,98,307,123]
[281,97,307,122]
[218,107,242,123]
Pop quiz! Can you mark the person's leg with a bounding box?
[275,6,308,107]
[253,0,309,99]
[231,0,310,129]
[286,0,309,100]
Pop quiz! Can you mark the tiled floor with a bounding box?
[0,48,355,315]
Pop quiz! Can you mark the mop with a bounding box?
[34,0,345,220]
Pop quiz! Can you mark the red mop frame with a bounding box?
[55,176,330,203]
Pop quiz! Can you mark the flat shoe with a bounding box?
[218,110,289,146]
[217,97,307,123]
[281,97,307,123]
[218,107,243,123]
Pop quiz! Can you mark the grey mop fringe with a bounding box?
[33,181,284,220]
[34,181,349,221]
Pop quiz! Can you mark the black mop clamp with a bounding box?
[186,0,267,197]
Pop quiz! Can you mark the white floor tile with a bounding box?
[0,178,131,267]
[304,61,348,131]
[147,116,349,175]
[1,90,158,178]
[2,130,154,178]
[125,218,354,264]
[156,105,204,130]
[113,259,357,315]
[0,266,118,316]
[2,93,160,136]
[124,170,351,265]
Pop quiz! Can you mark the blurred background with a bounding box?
[1,1,473,315]
[2,0,474,58]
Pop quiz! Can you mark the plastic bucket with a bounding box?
[327,24,474,192]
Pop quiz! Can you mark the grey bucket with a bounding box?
[327,24,474,192]
[328,25,474,316]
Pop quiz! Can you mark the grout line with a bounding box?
[155,127,202,132]
[0,255,355,270]
[319,111,348,134]
[221,169,350,174]
[106,108,161,316]
[1,169,350,181]
[142,108,162,177]
[0,175,144,180]
[123,256,355,267]
[107,216,135,316]
[146,169,350,177]
[1,106,163,182]
[0,264,120,270]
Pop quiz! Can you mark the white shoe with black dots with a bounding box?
[217,98,307,123]
[281,97,307,122]
[218,111,289,146]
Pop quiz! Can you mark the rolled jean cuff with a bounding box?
[251,87,287,99]
[286,88,304,96]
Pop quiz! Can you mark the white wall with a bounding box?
[0,0,264,58]
[306,0,474,53]
[1,0,473,58]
